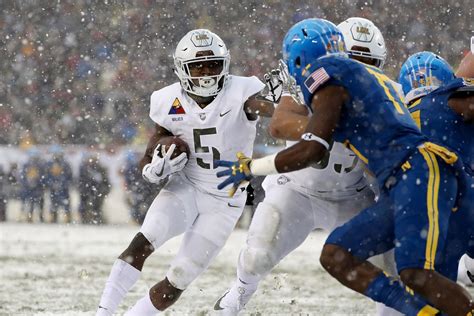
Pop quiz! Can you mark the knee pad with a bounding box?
[167,232,221,290]
[239,246,277,278]
[166,259,196,290]
[248,202,281,248]
[238,202,283,279]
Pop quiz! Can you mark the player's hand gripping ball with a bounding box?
[156,136,190,159]
[142,136,190,184]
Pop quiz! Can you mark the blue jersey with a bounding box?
[408,78,474,175]
[300,56,426,185]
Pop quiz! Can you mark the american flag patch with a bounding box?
[304,68,330,93]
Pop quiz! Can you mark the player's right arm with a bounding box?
[140,123,188,184]
[268,95,310,141]
[139,123,173,171]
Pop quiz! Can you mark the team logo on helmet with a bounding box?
[191,32,213,47]
[356,26,370,35]
[351,23,374,42]
[413,69,428,88]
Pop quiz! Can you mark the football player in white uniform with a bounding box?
[214,17,400,315]
[96,29,276,316]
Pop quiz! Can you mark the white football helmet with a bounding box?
[173,29,230,97]
[338,17,386,68]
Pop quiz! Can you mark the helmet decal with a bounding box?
[190,31,213,47]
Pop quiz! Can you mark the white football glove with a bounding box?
[278,59,305,104]
[142,144,188,184]
[465,254,474,284]
[262,69,284,104]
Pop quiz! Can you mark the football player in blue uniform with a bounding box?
[215,19,474,315]
[400,51,474,282]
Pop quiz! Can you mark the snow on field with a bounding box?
[1,222,376,316]
[3,191,474,315]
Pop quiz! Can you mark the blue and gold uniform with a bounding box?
[407,77,474,279]
[305,56,461,275]
[301,56,426,186]
[408,78,474,174]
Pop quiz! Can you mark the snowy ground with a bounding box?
[3,192,473,316]
[1,221,377,316]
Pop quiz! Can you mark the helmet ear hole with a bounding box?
[302,28,309,37]
[295,56,301,68]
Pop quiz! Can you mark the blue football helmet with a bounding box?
[399,51,455,103]
[282,18,346,88]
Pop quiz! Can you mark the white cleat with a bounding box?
[214,290,240,316]
[96,306,113,316]
[213,283,256,316]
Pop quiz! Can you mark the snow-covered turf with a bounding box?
[3,191,474,316]
[1,222,377,315]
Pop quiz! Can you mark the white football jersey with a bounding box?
[150,75,265,197]
[262,141,368,199]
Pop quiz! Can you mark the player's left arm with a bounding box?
[456,52,474,78]
[243,93,275,119]
[271,85,346,173]
[243,69,285,119]
[216,84,346,193]
[448,94,474,123]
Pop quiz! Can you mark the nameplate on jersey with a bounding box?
[304,67,330,94]
[168,98,186,115]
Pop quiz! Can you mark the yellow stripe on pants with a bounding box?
[419,148,440,270]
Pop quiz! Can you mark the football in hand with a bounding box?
[156,136,190,159]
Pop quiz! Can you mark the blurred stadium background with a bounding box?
[1,0,472,225]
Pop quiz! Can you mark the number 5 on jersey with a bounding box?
[193,128,221,169]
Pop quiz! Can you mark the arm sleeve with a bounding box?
[149,91,168,128]
[242,76,266,102]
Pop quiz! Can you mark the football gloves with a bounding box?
[468,271,474,283]
[142,144,188,184]
[262,69,284,104]
[278,59,305,104]
[215,152,253,197]
[261,60,305,105]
